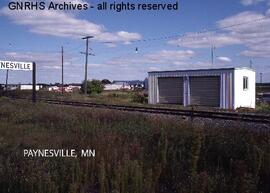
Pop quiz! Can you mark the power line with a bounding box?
[1,15,269,57]
[101,15,270,44]
[0,14,269,70]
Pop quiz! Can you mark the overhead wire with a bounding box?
[0,14,269,60]
[107,14,270,44]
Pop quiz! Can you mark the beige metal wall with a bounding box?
[148,68,235,109]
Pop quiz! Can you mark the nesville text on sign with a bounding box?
[0,61,33,71]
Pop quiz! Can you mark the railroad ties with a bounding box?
[9,97,270,124]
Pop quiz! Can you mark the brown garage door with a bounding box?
[158,77,183,104]
[190,76,220,107]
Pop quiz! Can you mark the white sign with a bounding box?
[0,60,33,71]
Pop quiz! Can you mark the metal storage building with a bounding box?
[148,67,256,109]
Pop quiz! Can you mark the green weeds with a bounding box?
[0,99,269,193]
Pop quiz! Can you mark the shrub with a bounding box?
[256,103,270,113]
[131,92,148,103]
[81,80,104,95]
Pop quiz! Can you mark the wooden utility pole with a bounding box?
[82,36,94,95]
[5,70,9,91]
[211,45,215,68]
[260,73,263,84]
[61,46,64,94]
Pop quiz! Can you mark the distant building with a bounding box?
[48,84,81,93]
[7,85,19,91]
[0,84,42,91]
[104,84,124,91]
[144,78,148,90]
[148,67,256,109]
[0,83,81,93]
[104,80,145,91]
[65,85,81,92]
[257,93,270,104]
[104,81,130,91]
[47,86,57,92]
[129,80,144,90]
[256,83,270,104]
[19,84,41,91]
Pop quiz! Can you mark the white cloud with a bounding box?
[2,51,63,70]
[169,11,270,58]
[217,56,232,63]
[106,50,195,67]
[88,63,103,68]
[217,11,264,32]
[0,51,87,82]
[144,50,195,64]
[218,11,270,58]
[0,4,142,43]
[241,0,264,5]
[99,49,224,75]
[103,49,233,72]
[148,67,160,71]
[168,32,242,48]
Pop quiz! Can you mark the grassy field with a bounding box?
[256,103,270,113]
[1,90,146,105]
[3,90,270,114]
[0,98,269,193]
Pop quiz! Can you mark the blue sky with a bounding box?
[0,0,270,84]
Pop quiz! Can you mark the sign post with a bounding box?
[32,62,36,103]
[0,60,36,103]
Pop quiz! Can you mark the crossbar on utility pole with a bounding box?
[82,36,94,95]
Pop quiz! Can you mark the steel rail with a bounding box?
[8,97,270,124]
[9,97,269,124]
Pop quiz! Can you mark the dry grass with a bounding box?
[0,98,269,193]
[3,90,270,114]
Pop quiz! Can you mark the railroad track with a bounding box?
[9,97,270,124]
